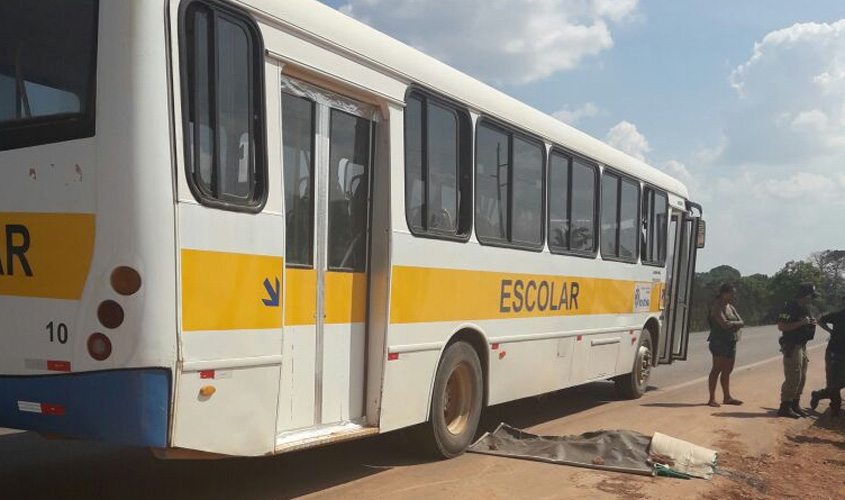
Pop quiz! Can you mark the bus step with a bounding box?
[274,421,378,454]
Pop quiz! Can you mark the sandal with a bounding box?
[723,398,744,406]
[708,401,721,408]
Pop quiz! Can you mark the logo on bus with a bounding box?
[499,279,580,314]
[633,283,652,313]
[0,224,33,277]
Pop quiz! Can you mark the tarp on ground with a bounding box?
[468,423,655,476]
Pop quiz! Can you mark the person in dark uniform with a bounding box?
[776,283,818,418]
[810,306,845,417]
[707,283,745,407]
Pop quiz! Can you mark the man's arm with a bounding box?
[778,311,812,333]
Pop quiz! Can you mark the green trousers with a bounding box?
[781,343,809,402]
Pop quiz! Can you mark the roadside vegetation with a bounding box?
[691,250,845,332]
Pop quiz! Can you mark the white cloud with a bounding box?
[761,172,836,199]
[790,109,828,133]
[689,20,845,274]
[723,20,845,165]
[605,120,650,161]
[593,0,639,23]
[552,102,602,124]
[337,0,640,85]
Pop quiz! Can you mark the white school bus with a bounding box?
[0,0,704,458]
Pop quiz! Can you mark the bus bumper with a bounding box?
[0,368,170,448]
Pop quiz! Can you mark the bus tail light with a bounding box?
[111,266,142,296]
[87,333,112,361]
[97,300,124,329]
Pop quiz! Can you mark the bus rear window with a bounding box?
[0,0,98,151]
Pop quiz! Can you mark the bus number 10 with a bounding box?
[46,321,69,344]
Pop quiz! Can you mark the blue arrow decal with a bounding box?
[262,277,280,307]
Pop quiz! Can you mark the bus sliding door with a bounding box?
[658,208,701,364]
[277,77,375,434]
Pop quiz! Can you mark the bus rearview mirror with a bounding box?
[696,220,706,249]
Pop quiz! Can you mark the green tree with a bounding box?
[769,260,823,314]
[810,250,845,312]
[736,273,772,325]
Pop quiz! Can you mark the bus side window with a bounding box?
[642,188,668,265]
[600,171,640,262]
[549,152,597,256]
[404,91,471,239]
[475,121,545,250]
[181,1,266,211]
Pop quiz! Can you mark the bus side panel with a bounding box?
[380,224,667,430]
[167,8,285,451]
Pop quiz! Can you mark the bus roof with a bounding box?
[246,0,691,200]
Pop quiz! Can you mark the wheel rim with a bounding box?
[636,343,652,387]
[443,362,473,435]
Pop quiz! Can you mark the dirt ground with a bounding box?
[701,412,845,500]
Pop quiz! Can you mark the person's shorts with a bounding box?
[709,337,737,359]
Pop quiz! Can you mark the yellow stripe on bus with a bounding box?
[0,212,95,300]
[389,265,663,325]
[181,249,283,332]
[284,269,367,326]
[325,271,367,324]
[284,268,317,326]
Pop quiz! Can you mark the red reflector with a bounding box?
[200,370,215,379]
[491,343,500,350]
[387,353,399,361]
[577,335,583,341]
[41,404,66,416]
[47,361,71,372]
[498,351,507,360]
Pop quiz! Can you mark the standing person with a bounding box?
[776,283,819,418]
[810,305,845,417]
[707,284,745,407]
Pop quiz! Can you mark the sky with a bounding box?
[318,0,845,276]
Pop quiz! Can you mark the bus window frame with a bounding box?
[403,87,473,243]
[546,146,599,259]
[0,0,100,152]
[473,116,546,252]
[600,166,641,264]
[641,184,669,268]
[178,0,268,213]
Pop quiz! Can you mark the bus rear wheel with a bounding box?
[615,329,653,399]
[418,341,483,458]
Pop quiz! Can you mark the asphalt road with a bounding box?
[0,325,829,500]
[650,324,826,391]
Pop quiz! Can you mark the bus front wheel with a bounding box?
[418,341,483,458]
[615,330,653,399]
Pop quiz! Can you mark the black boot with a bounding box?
[791,400,809,418]
[810,390,822,410]
[777,402,801,418]
[831,405,841,418]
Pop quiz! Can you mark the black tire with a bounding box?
[615,329,653,399]
[416,341,483,459]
